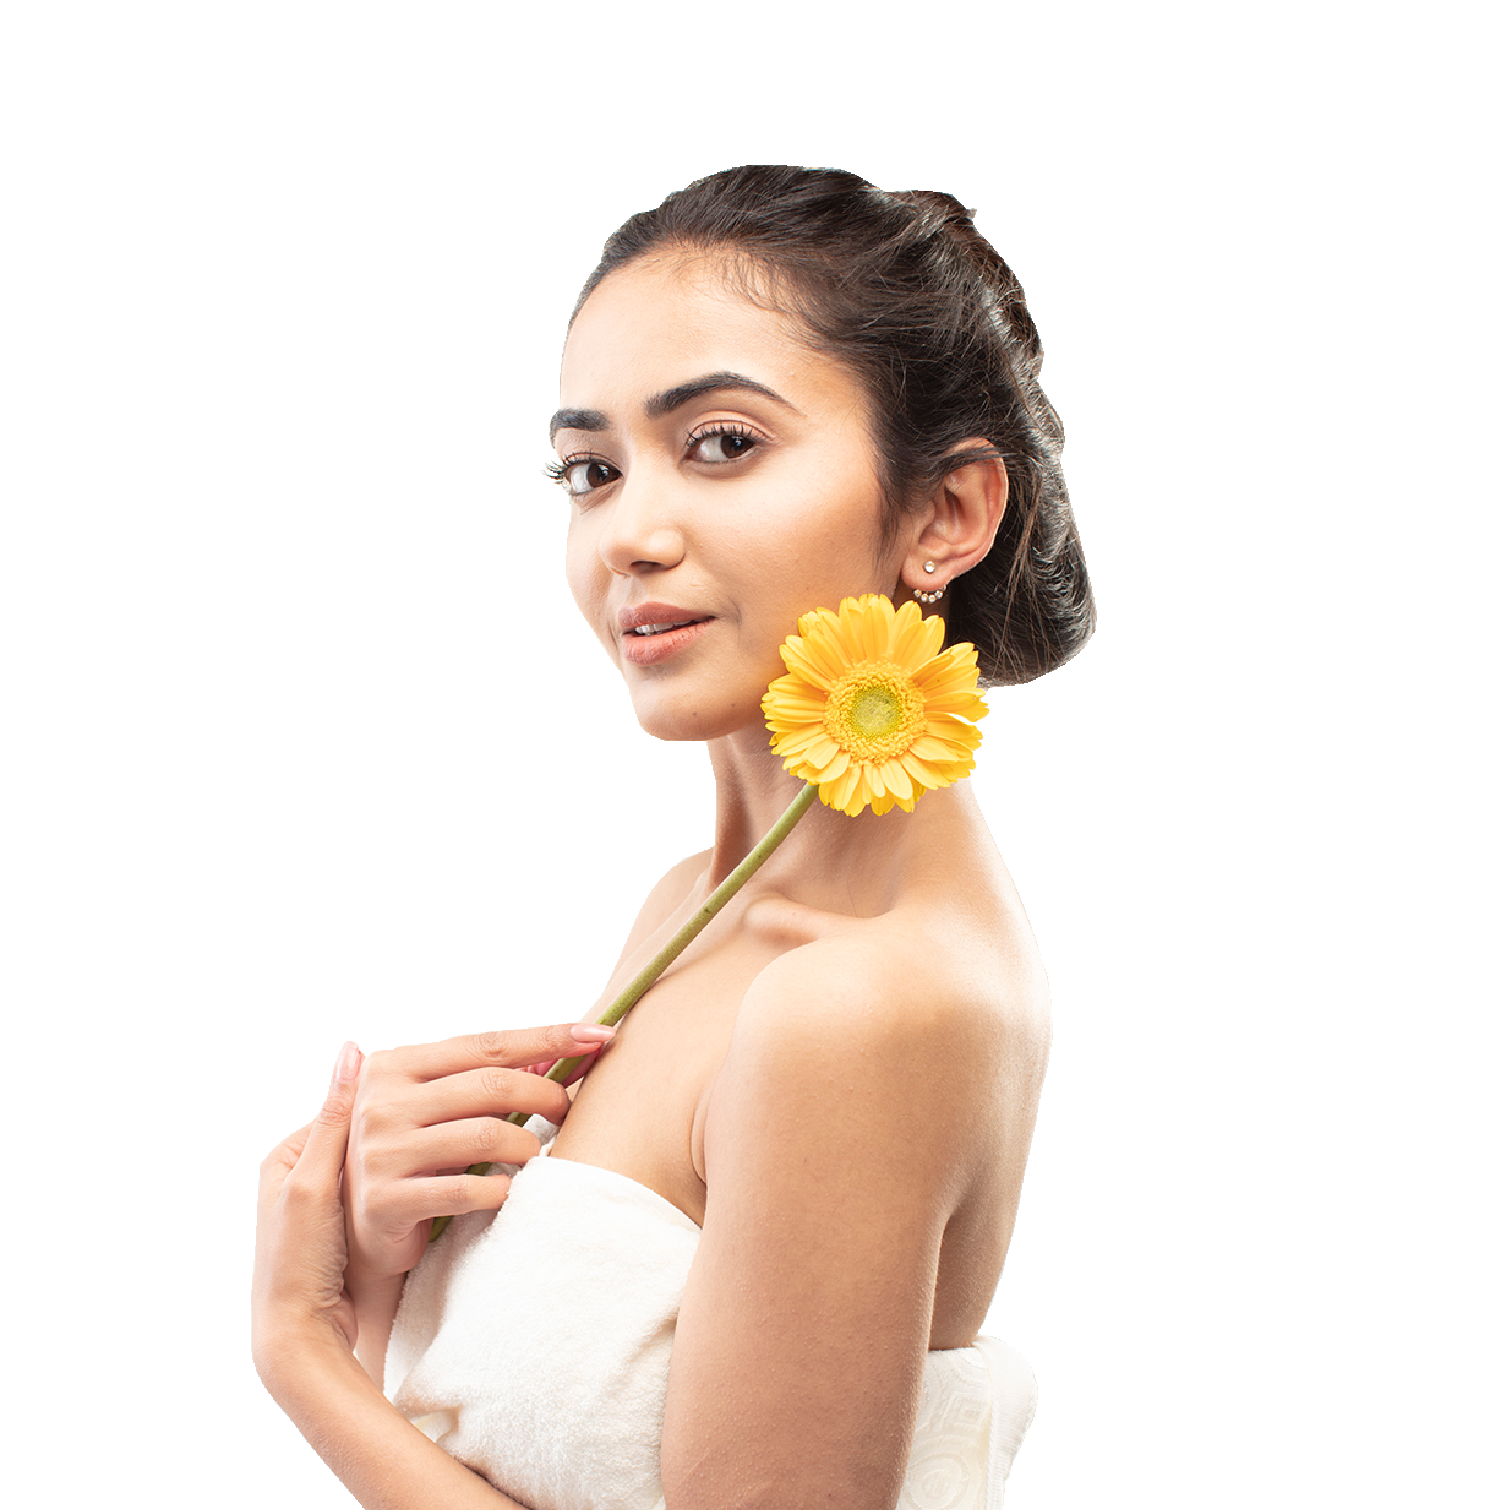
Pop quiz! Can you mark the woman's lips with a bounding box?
[618,613,713,666]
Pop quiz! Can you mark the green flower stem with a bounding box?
[429,781,819,1243]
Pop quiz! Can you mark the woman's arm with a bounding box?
[260,1330,533,1510]
[253,1028,610,1508]
[660,941,1024,1510]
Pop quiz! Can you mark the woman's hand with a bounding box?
[252,1040,543,1509]
[252,1041,366,1381]
[251,1037,595,1509]
[344,1023,616,1287]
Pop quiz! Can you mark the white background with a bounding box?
[2,3,1503,1505]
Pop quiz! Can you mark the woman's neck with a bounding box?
[700,723,983,915]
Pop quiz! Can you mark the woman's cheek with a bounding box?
[565,530,606,631]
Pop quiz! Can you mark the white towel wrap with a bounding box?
[388,1148,1035,1510]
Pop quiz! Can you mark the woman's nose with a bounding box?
[599,469,685,577]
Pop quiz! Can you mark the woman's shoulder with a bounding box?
[694,899,1050,1291]
[722,894,1050,1143]
[607,849,713,969]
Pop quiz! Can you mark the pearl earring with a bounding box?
[912,561,944,604]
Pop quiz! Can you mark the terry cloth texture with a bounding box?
[387,1148,1036,1510]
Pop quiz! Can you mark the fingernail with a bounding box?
[332,1041,361,1085]
[570,1024,616,1044]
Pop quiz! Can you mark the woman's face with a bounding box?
[556,252,905,744]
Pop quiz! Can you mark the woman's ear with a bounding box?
[897,441,1008,600]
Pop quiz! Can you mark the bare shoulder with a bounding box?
[643,849,712,918]
[707,903,1050,1193]
[691,893,1050,1353]
[610,849,711,966]
[737,892,1048,1086]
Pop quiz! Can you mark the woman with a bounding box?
[253,165,1094,1509]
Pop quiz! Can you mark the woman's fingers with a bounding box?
[365,1165,522,1227]
[342,1024,615,1278]
[398,1062,575,1129]
[377,1115,545,1181]
[342,1124,536,1275]
[262,1043,363,1203]
[357,1023,617,1130]
[287,1041,363,1183]
[387,1022,616,1082]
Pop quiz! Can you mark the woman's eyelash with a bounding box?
[545,455,622,499]
[544,454,609,483]
[686,421,758,447]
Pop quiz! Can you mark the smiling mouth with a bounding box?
[618,614,714,666]
[630,618,707,636]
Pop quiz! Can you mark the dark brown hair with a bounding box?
[573,165,1094,686]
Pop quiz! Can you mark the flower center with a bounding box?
[825,663,926,760]
[850,685,904,738]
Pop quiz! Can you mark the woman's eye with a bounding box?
[554,458,619,497]
[688,427,759,464]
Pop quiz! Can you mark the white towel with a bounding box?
[387,1149,1035,1510]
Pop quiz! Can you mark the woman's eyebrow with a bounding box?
[644,372,800,419]
[549,407,608,443]
[550,373,800,443]
[546,371,803,440]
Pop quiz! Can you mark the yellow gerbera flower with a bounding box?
[761,594,988,817]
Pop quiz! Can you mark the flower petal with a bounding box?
[892,607,946,674]
[764,593,988,818]
[879,758,918,802]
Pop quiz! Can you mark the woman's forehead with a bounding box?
[563,254,799,371]
[557,254,856,424]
